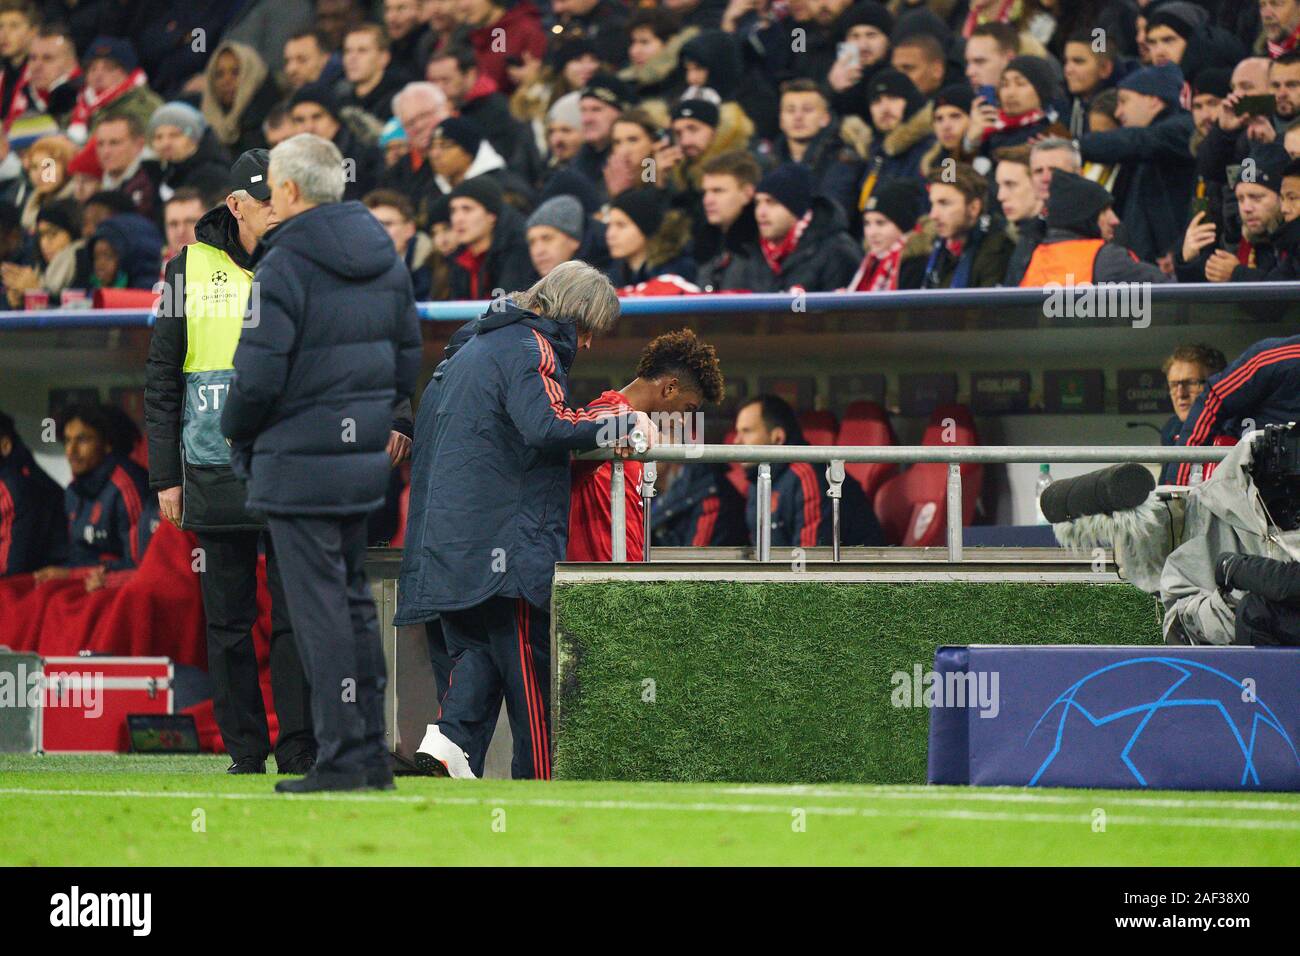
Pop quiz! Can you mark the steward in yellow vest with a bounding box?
[1020,169,1170,287]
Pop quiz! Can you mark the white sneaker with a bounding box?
[414,724,476,779]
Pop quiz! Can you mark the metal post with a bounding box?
[611,458,626,562]
[640,461,657,562]
[946,462,963,563]
[756,463,771,563]
[826,459,845,562]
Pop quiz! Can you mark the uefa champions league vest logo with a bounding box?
[1027,657,1300,788]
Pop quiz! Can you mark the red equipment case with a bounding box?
[40,656,173,753]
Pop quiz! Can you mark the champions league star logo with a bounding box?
[1027,657,1300,788]
[211,270,228,284]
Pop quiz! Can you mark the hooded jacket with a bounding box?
[466,0,547,94]
[696,201,768,292]
[618,25,700,108]
[158,128,231,202]
[1161,436,1300,645]
[434,138,536,211]
[220,201,422,516]
[0,436,67,576]
[764,194,864,292]
[87,213,163,289]
[393,301,640,620]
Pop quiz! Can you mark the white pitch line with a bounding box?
[713,785,1300,813]
[0,787,1297,832]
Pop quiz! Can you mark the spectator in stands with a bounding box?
[658,97,754,212]
[68,37,162,144]
[1062,28,1119,138]
[94,114,162,222]
[161,187,204,263]
[79,189,134,241]
[846,176,929,291]
[262,103,295,148]
[339,24,406,124]
[1020,169,1171,286]
[425,192,454,299]
[383,0,432,79]
[1263,0,1300,57]
[0,0,36,127]
[427,45,538,182]
[753,162,861,292]
[571,72,631,199]
[1161,343,1229,446]
[695,149,765,292]
[1171,332,1300,485]
[288,80,383,200]
[33,403,150,582]
[460,0,547,95]
[17,134,76,232]
[0,409,66,577]
[85,211,163,290]
[1144,3,1246,83]
[313,0,365,52]
[826,1,895,123]
[863,68,935,190]
[734,394,884,548]
[430,116,534,211]
[964,21,1017,92]
[552,0,633,69]
[150,102,231,203]
[383,82,450,225]
[771,78,866,224]
[604,186,696,286]
[19,24,82,127]
[1,197,82,305]
[920,163,1014,288]
[890,30,946,97]
[525,194,584,278]
[1080,62,1195,265]
[568,328,726,562]
[364,188,433,300]
[994,145,1043,286]
[1190,67,1230,149]
[283,30,340,93]
[1181,143,1291,282]
[1029,136,1082,203]
[969,55,1060,157]
[200,41,280,156]
[146,147,316,776]
[447,175,535,298]
[545,91,584,170]
[920,84,977,177]
[221,0,315,77]
[606,108,662,201]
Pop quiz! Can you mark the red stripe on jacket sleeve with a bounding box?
[110,467,143,566]
[791,463,822,547]
[0,481,15,574]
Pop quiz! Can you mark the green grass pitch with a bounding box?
[2,755,1296,866]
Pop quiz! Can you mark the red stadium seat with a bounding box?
[723,428,749,497]
[873,404,983,547]
[799,409,838,446]
[836,401,898,500]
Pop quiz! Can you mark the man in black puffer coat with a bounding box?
[221,134,422,794]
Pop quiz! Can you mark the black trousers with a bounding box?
[437,595,551,780]
[266,513,387,777]
[425,618,501,777]
[196,529,314,764]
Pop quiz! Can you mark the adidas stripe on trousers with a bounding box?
[436,595,551,780]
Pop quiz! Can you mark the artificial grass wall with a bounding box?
[552,581,1162,784]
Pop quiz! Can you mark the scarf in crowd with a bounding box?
[848,234,907,291]
[201,42,268,147]
[9,63,81,123]
[67,67,147,142]
[982,107,1044,142]
[1268,22,1300,59]
[759,209,812,274]
[0,57,30,128]
[963,0,1021,38]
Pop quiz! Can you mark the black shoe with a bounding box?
[227,758,266,774]
[366,766,396,791]
[274,770,369,793]
[276,753,316,775]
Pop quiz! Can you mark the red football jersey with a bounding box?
[567,390,645,562]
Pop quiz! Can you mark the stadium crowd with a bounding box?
[0,0,1297,302]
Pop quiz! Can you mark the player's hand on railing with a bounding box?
[614,412,659,459]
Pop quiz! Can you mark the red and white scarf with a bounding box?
[67,67,147,142]
[759,209,813,274]
[982,107,1045,142]
[1269,22,1300,58]
[848,234,907,291]
[0,58,30,128]
[963,0,1019,38]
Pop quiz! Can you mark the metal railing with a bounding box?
[582,444,1232,563]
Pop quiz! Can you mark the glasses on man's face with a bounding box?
[1168,378,1208,394]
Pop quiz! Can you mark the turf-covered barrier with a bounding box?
[552,577,1163,783]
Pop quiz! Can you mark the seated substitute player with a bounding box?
[734,395,886,548]
[0,410,67,577]
[567,328,726,562]
[650,461,749,548]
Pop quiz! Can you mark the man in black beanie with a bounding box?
[446,175,537,299]
[752,162,861,292]
[288,80,383,199]
[430,116,536,212]
[1184,143,1292,284]
[568,72,634,201]
[970,55,1060,157]
[1020,168,1169,285]
[827,1,895,121]
[847,176,930,290]
[864,67,935,187]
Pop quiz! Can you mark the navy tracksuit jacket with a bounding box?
[64,454,152,570]
[0,439,67,576]
[745,453,885,548]
[650,462,748,547]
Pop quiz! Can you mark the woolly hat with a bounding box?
[756,163,813,219]
[148,101,206,142]
[865,177,925,232]
[1004,55,1061,108]
[609,187,669,239]
[449,176,504,217]
[526,194,585,241]
[433,116,483,158]
[1119,62,1185,106]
